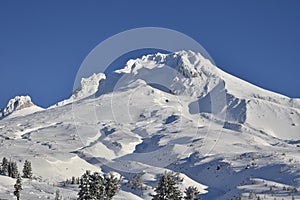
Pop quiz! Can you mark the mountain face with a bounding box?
[0,95,43,119]
[0,51,299,200]
[51,73,106,108]
[98,50,300,140]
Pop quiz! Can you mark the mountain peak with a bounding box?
[99,50,223,98]
[117,50,213,78]
[51,73,106,108]
[73,73,106,99]
[1,95,43,119]
[5,95,33,111]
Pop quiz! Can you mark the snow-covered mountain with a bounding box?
[97,50,300,140]
[0,95,44,119]
[0,50,299,199]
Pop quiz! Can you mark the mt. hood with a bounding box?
[0,50,299,200]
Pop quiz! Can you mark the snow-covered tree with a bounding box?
[55,189,62,200]
[152,171,183,200]
[184,186,201,200]
[13,175,22,200]
[76,177,80,184]
[9,161,18,178]
[130,173,147,196]
[78,170,93,200]
[91,172,105,199]
[22,160,32,179]
[71,176,76,184]
[78,171,121,200]
[131,173,142,190]
[0,157,9,175]
[103,173,121,200]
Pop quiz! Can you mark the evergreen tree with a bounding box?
[91,172,105,199]
[184,186,201,200]
[78,171,121,200]
[22,160,32,179]
[78,170,93,200]
[55,189,62,200]
[9,161,18,178]
[152,171,183,200]
[131,173,146,196]
[65,178,70,185]
[71,176,76,184]
[131,173,142,190]
[0,157,9,175]
[13,175,22,200]
[103,173,121,200]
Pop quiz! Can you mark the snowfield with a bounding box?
[0,50,299,199]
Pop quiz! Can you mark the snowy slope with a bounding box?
[0,50,299,200]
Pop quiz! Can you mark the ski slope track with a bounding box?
[0,50,299,199]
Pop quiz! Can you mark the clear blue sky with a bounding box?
[0,0,299,108]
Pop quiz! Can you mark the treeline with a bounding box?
[76,170,202,200]
[0,157,33,200]
[152,171,201,200]
[77,170,121,200]
[64,176,80,186]
[0,157,32,179]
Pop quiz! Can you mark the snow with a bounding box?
[51,72,106,108]
[0,95,44,120]
[0,50,299,199]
